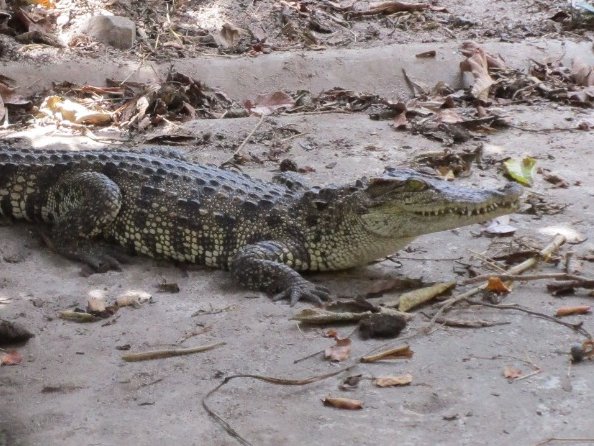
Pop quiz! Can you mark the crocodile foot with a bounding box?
[78,249,123,273]
[272,280,331,306]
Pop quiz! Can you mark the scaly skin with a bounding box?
[0,147,522,304]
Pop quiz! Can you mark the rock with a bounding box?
[84,15,135,50]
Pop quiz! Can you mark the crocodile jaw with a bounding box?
[361,180,523,239]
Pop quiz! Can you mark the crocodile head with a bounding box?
[360,168,522,238]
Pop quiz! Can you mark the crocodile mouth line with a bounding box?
[412,199,520,218]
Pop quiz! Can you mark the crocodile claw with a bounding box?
[79,252,122,273]
[272,281,331,306]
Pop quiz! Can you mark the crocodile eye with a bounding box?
[406,179,427,191]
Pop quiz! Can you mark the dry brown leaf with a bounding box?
[324,338,352,362]
[323,329,339,338]
[374,373,413,387]
[572,59,594,87]
[352,1,435,16]
[568,86,594,105]
[220,22,244,47]
[393,111,409,129]
[460,48,494,102]
[1,350,23,366]
[460,42,505,70]
[486,277,512,294]
[244,91,295,116]
[503,365,523,380]
[322,396,363,410]
[436,109,464,124]
[435,166,455,180]
[556,305,591,317]
[416,50,436,58]
[360,345,413,363]
[538,168,570,188]
[0,75,30,106]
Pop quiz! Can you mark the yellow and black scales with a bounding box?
[0,147,522,304]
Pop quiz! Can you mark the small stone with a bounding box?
[84,15,136,50]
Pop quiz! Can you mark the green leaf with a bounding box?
[503,157,537,187]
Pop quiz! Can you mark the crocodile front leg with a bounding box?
[44,171,123,272]
[230,241,330,305]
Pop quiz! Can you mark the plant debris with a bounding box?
[358,313,407,339]
[0,319,34,345]
[322,396,363,410]
[374,373,413,387]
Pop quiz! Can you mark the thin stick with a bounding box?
[220,115,266,167]
[429,234,566,327]
[462,273,592,285]
[121,341,225,362]
[534,438,594,446]
[470,300,592,338]
[234,115,265,157]
[202,366,355,446]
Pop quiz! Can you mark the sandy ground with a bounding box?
[1,1,594,446]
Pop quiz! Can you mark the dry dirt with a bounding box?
[1,1,594,446]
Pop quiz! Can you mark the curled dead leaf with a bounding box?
[220,22,245,47]
[244,91,295,116]
[460,42,505,70]
[460,49,493,102]
[486,277,512,294]
[322,396,363,410]
[324,337,352,362]
[323,329,339,338]
[572,58,594,87]
[415,50,436,59]
[374,373,413,387]
[503,365,523,380]
[360,344,413,363]
[1,350,23,366]
[556,305,591,317]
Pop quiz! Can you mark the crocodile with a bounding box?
[0,147,522,304]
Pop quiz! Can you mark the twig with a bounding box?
[508,124,579,133]
[390,255,463,262]
[202,366,355,446]
[119,53,150,85]
[121,341,225,362]
[205,332,422,444]
[420,312,510,328]
[469,300,592,339]
[283,110,352,116]
[534,438,594,446]
[462,273,591,285]
[428,234,566,328]
[467,249,507,272]
[280,132,308,143]
[220,115,265,166]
